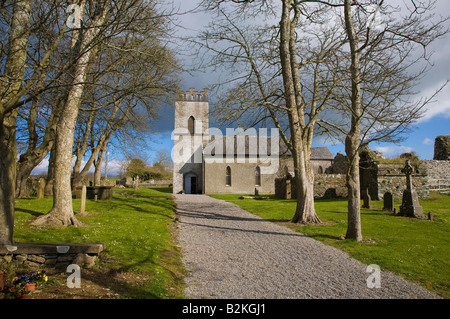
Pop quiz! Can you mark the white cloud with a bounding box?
[30,158,126,177]
[416,82,450,123]
[373,145,414,158]
[105,159,127,177]
[31,158,49,175]
[422,138,433,145]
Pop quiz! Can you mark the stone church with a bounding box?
[172,88,334,195]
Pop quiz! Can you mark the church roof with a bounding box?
[310,147,335,160]
[203,135,334,160]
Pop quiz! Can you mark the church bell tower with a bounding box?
[172,88,209,194]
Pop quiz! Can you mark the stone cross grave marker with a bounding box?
[399,160,424,218]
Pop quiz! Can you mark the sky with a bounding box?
[147,0,450,162]
[30,0,450,176]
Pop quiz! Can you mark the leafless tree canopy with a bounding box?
[197,0,447,232]
[0,0,181,237]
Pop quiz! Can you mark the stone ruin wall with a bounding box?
[275,154,348,199]
[275,152,450,200]
[275,174,347,200]
[421,160,450,190]
[376,163,429,199]
[433,135,450,160]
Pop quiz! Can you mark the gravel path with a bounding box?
[175,194,440,299]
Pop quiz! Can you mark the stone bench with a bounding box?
[0,243,105,269]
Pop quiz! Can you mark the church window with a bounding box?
[226,166,231,186]
[255,166,261,186]
[188,116,195,135]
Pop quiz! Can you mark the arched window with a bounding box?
[188,116,195,135]
[255,166,261,186]
[226,166,231,186]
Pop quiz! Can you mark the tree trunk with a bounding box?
[16,140,55,198]
[0,113,18,244]
[94,147,105,186]
[32,0,110,227]
[291,154,320,224]
[45,144,56,196]
[72,113,93,190]
[279,0,321,224]
[31,74,89,226]
[343,0,362,241]
[0,0,32,244]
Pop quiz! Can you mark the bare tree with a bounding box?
[0,0,32,244]
[1,0,67,242]
[332,0,448,241]
[198,2,346,224]
[32,0,111,227]
[29,0,180,227]
[200,0,447,237]
[71,12,179,188]
[13,0,78,198]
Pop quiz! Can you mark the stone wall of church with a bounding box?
[204,159,276,194]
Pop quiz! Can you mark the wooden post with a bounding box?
[37,178,45,199]
[134,176,139,192]
[80,185,86,215]
[0,270,6,291]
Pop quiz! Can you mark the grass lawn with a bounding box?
[210,192,450,299]
[10,187,185,299]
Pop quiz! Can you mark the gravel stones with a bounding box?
[175,194,440,299]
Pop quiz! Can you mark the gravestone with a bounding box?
[383,192,394,211]
[362,188,371,208]
[399,160,424,218]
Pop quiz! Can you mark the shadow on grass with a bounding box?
[305,233,344,241]
[104,196,175,220]
[15,207,45,217]
[84,261,161,299]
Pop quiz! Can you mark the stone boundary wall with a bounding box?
[0,243,105,270]
[376,163,429,199]
[421,160,450,189]
[275,174,347,199]
[314,174,348,199]
[275,157,449,201]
